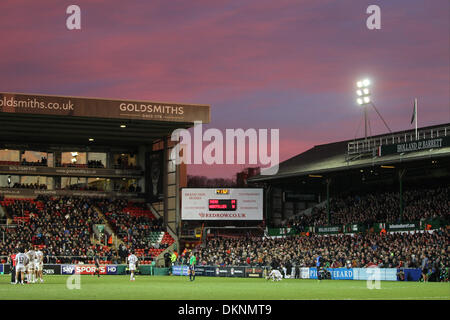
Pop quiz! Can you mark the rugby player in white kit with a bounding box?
[25,247,36,283]
[15,249,28,285]
[35,248,44,283]
[267,268,283,281]
[127,251,138,281]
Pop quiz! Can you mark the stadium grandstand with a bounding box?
[183,123,449,282]
[0,92,210,267]
[248,123,449,229]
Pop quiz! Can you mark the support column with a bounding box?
[399,169,406,222]
[163,137,168,229]
[326,178,331,225]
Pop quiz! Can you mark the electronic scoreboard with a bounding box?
[181,188,263,220]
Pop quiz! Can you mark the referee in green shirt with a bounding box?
[188,252,197,281]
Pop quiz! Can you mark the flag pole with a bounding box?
[414,98,418,140]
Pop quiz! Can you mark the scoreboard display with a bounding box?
[208,199,237,211]
[181,188,263,220]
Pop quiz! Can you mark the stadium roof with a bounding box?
[250,123,450,182]
[0,92,210,150]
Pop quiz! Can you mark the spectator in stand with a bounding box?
[196,227,449,279]
[0,196,121,263]
[12,183,47,190]
[20,157,47,167]
[87,160,104,168]
[286,186,449,229]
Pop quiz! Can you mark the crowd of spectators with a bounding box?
[126,185,142,193]
[64,184,103,191]
[114,157,139,170]
[287,186,449,231]
[87,160,105,168]
[97,199,166,254]
[21,157,48,167]
[196,228,449,281]
[0,196,120,263]
[12,183,48,190]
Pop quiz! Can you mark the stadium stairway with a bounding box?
[281,199,328,226]
[147,202,178,265]
[0,197,43,225]
[93,206,124,249]
[147,202,178,244]
[0,203,6,222]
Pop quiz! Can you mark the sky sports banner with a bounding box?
[0,92,210,123]
[379,136,450,156]
[181,188,264,220]
[61,264,118,275]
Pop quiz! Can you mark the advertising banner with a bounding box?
[387,223,418,231]
[3,265,11,274]
[229,266,246,278]
[60,264,118,275]
[181,188,263,221]
[310,267,353,280]
[0,166,142,178]
[283,191,316,202]
[245,267,264,278]
[172,265,189,276]
[0,188,142,198]
[401,268,422,281]
[42,264,61,275]
[0,264,3,274]
[300,267,309,279]
[379,136,450,156]
[316,226,342,234]
[309,268,318,279]
[0,92,210,123]
[353,268,397,281]
[329,268,354,280]
[267,228,298,237]
[215,267,230,277]
[106,265,119,275]
[193,266,206,276]
[204,266,216,277]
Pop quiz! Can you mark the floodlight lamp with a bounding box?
[363,79,370,87]
[357,98,363,105]
[363,96,370,103]
[357,81,363,88]
[356,90,363,96]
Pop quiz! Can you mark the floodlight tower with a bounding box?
[356,79,371,140]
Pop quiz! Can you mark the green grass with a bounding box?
[0,275,448,300]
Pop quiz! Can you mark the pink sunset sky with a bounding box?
[0,0,449,178]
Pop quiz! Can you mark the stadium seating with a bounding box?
[101,200,174,258]
[287,186,449,230]
[0,197,114,262]
[198,228,449,273]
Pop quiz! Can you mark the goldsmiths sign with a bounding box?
[0,92,210,123]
